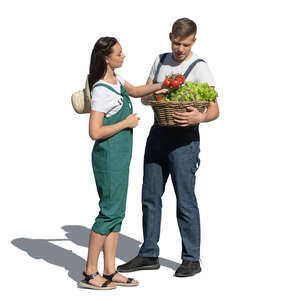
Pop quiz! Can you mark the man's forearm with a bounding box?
[201,101,219,122]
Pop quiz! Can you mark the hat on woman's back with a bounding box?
[71,76,91,114]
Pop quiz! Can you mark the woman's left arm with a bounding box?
[124,81,164,98]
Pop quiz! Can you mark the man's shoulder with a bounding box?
[151,53,171,73]
[190,52,206,63]
[158,52,171,58]
[155,52,171,63]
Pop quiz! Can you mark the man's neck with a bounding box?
[172,51,193,63]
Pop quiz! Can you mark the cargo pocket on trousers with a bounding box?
[191,157,201,174]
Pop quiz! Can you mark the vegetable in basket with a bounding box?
[156,81,218,102]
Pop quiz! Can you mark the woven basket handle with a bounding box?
[180,91,197,102]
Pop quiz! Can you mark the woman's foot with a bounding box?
[82,271,117,289]
[103,270,139,286]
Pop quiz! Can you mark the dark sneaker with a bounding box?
[174,261,201,277]
[117,255,160,272]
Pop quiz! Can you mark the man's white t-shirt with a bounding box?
[91,74,125,117]
[149,52,215,86]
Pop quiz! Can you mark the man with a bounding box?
[118,18,219,277]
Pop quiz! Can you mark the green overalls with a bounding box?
[91,81,133,235]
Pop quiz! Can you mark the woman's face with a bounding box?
[106,42,125,69]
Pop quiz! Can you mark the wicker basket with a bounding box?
[150,91,210,127]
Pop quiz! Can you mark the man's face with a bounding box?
[170,33,196,62]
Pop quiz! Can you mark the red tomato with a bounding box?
[177,77,183,84]
[176,74,185,85]
[157,95,162,101]
[171,78,180,88]
[164,77,171,88]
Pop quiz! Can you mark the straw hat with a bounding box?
[71,76,91,114]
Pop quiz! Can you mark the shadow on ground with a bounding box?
[11,225,180,283]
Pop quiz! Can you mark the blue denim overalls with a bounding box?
[139,54,204,261]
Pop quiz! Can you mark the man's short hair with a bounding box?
[172,18,197,39]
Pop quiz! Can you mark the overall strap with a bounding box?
[93,83,122,96]
[117,80,124,91]
[153,53,168,83]
[184,58,206,79]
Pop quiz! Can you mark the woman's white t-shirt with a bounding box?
[91,74,125,117]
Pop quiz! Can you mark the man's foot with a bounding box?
[117,255,160,272]
[174,261,201,277]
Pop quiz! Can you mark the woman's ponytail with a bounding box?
[88,37,118,90]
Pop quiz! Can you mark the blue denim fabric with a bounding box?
[139,124,201,261]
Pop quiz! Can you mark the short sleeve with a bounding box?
[195,62,215,86]
[149,56,160,80]
[91,86,116,114]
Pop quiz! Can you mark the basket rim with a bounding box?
[150,99,212,106]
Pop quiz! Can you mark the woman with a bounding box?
[79,37,166,290]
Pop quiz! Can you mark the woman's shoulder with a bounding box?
[91,82,115,100]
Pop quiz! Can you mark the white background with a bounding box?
[1,0,300,299]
